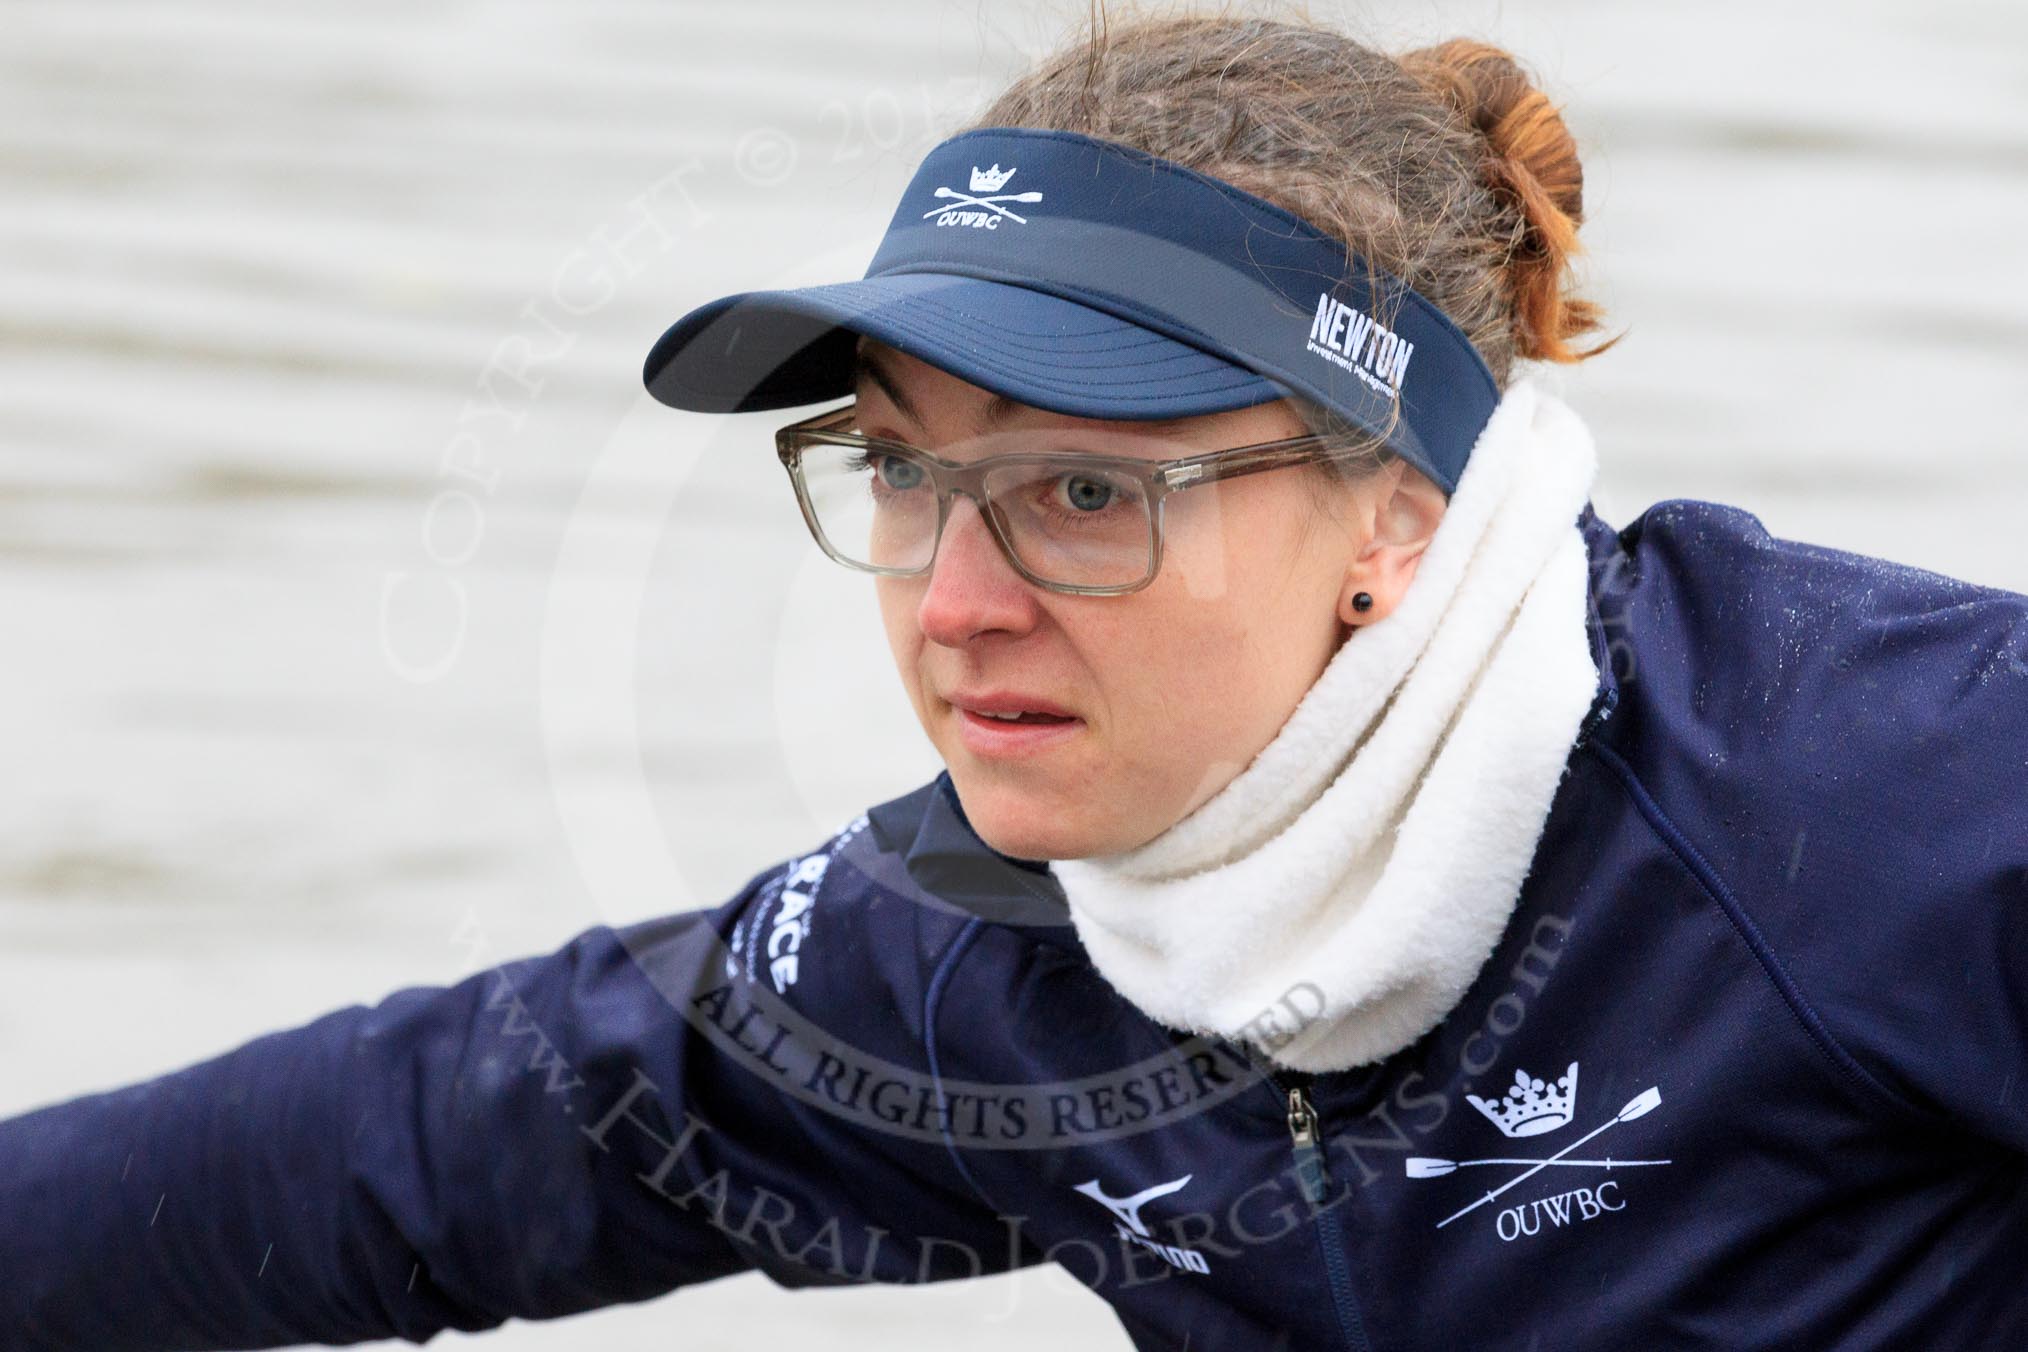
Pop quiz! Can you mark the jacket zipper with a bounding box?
[1275,1070,1375,1352]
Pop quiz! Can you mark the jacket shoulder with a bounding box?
[1600,496,2026,777]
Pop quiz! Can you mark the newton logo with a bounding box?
[1306,292,1415,396]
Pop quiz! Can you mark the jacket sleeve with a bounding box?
[1624,506,2028,1153]
[1752,567,2028,1153]
[0,828,1029,1349]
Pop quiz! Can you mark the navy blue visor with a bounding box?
[642,126,1500,494]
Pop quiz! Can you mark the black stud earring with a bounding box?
[1351,591,1374,613]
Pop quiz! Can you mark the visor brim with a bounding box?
[642,271,1293,421]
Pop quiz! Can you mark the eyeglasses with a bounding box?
[774,400,1390,596]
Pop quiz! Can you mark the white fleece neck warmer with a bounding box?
[1050,375,1601,1073]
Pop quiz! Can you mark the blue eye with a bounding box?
[842,449,928,494]
[878,455,926,491]
[1059,474,1116,512]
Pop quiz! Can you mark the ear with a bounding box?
[1338,461,1447,627]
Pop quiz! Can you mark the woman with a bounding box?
[4,9,2022,1350]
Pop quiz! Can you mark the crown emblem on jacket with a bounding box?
[1466,1061,1579,1138]
[969,163,1016,191]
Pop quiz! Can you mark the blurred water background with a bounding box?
[1,1,2023,1346]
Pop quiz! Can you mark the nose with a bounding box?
[914,490,1041,646]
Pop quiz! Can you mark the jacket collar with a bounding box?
[863,770,1081,945]
[1573,499,1625,744]
[866,501,1625,949]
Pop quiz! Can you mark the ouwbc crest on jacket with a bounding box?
[641,126,1501,496]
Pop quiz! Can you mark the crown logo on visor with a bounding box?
[1466,1062,1579,1138]
[926,163,1041,229]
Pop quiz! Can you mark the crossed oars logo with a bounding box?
[924,163,1044,224]
[1408,1085,1669,1230]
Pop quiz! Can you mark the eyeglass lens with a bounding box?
[795,442,1157,589]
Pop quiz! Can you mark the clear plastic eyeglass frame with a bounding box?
[774,399,1390,597]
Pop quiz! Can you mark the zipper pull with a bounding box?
[1287,1084,1331,1204]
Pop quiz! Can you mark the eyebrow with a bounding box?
[852,344,1019,429]
[851,342,1194,434]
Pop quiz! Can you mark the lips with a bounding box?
[951,702,1085,759]
[945,690,1080,721]
[944,689,1086,759]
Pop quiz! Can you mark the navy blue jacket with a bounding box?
[4,499,2025,1350]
